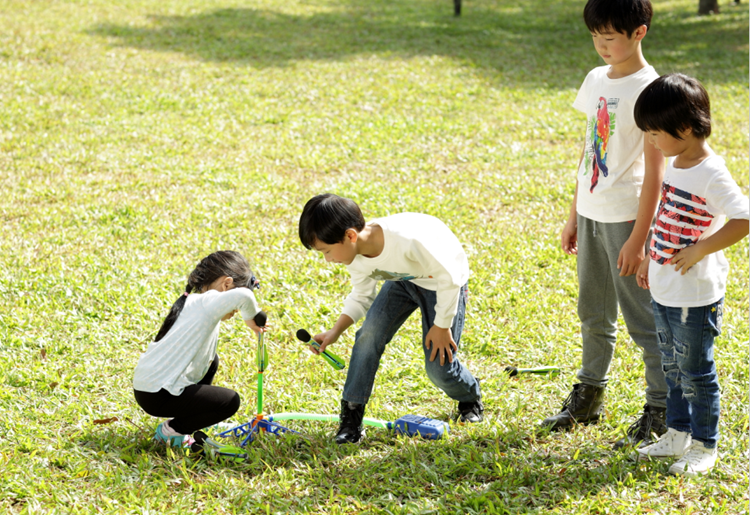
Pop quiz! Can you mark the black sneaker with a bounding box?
[335,399,365,445]
[613,404,667,450]
[457,400,484,423]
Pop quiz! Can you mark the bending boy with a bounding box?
[299,193,483,444]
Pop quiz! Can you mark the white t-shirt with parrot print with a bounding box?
[573,65,659,223]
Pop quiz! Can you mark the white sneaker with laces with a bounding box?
[669,441,717,477]
[637,428,691,460]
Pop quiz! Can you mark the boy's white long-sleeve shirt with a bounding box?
[342,213,470,328]
[133,288,260,396]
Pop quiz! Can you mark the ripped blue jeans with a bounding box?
[652,299,723,448]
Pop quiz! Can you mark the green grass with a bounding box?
[0,0,747,513]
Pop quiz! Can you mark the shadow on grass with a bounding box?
[246,430,648,511]
[83,424,646,511]
[86,0,748,90]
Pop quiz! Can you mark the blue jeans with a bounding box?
[652,299,723,448]
[343,281,481,405]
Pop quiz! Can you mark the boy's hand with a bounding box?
[617,236,645,276]
[425,325,458,366]
[636,258,650,289]
[561,218,578,255]
[312,329,340,354]
[671,244,706,275]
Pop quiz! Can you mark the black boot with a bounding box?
[335,399,365,445]
[457,400,484,423]
[613,404,667,450]
[540,383,605,430]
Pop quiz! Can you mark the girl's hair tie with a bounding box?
[183,292,189,297]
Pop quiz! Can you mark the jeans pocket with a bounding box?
[712,301,723,335]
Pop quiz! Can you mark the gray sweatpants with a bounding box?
[576,214,667,408]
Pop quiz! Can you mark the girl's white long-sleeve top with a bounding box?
[133,288,260,396]
[343,213,470,329]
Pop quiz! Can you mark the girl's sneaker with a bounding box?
[155,421,194,448]
[637,428,691,460]
[668,441,717,477]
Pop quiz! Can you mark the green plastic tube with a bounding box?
[268,412,390,430]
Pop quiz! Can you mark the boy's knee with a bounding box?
[424,359,455,386]
[354,324,385,352]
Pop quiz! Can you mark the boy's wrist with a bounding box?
[625,230,648,249]
[432,316,454,330]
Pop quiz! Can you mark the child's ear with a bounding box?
[633,25,648,41]
[224,276,235,290]
[344,228,358,242]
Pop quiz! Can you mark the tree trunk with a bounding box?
[698,0,720,14]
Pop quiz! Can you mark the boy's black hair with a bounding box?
[634,73,712,140]
[154,250,258,342]
[299,193,366,250]
[584,0,653,36]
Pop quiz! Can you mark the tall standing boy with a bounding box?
[541,0,669,449]
[298,194,483,444]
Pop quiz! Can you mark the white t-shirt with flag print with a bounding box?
[648,155,749,308]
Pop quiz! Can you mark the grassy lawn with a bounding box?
[0,0,747,513]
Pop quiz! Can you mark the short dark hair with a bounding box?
[299,194,366,249]
[634,73,712,140]
[584,0,653,36]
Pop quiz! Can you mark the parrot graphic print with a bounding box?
[650,183,713,265]
[588,97,610,193]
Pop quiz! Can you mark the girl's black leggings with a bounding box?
[133,355,241,435]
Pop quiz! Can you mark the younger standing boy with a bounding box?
[633,73,749,476]
[298,193,483,444]
[541,0,669,449]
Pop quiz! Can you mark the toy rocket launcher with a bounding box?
[222,413,450,442]
[218,414,448,446]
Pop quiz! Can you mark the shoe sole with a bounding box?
[335,429,365,445]
[668,464,713,477]
[540,416,601,432]
[638,452,684,462]
[457,417,484,424]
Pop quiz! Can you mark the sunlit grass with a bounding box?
[0,0,747,513]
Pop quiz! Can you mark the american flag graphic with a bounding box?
[650,183,713,265]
